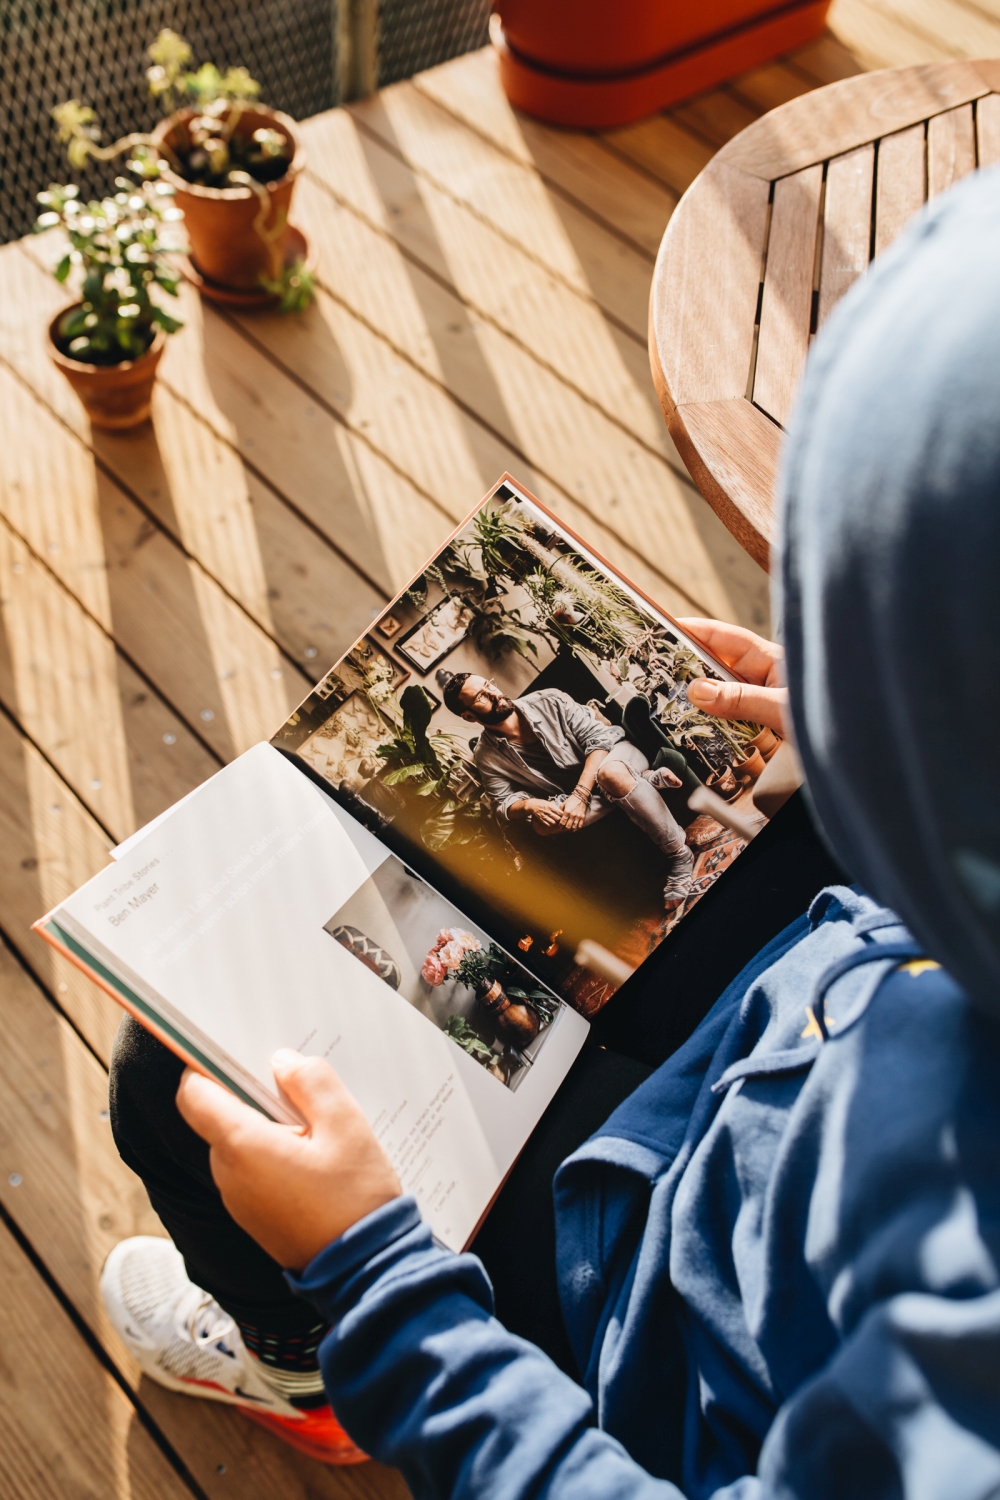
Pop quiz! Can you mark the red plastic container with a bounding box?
[491,0,833,128]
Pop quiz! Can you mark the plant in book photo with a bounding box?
[50,29,314,311]
[35,176,183,430]
[281,488,773,1018]
[324,855,562,1094]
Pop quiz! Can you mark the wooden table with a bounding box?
[649,57,1000,569]
[1,10,998,1496]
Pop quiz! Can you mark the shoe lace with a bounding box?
[175,1284,237,1351]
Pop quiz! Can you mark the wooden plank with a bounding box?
[976,92,1000,166]
[651,159,771,409]
[0,939,409,1500]
[284,172,760,623]
[865,0,1000,57]
[727,59,816,114]
[297,118,668,469]
[671,90,761,149]
[753,163,825,427]
[784,32,867,86]
[410,47,676,258]
[14,237,448,607]
[0,245,384,661]
[719,59,987,179]
[0,706,127,1063]
[874,122,926,256]
[667,398,783,569]
[0,362,307,762]
[817,142,875,327]
[927,102,977,196]
[0,511,217,842]
[825,0,953,70]
[346,78,656,339]
[600,114,715,197]
[0,1215,195,1500]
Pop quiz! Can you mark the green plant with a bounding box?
[374,686,486,853]
[36,179,183,364]
[50,31,312,312]
[53,32,287,191]
[444,1015,496,1068]
[453,942,508,991]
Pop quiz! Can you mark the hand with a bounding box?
[675,618,788,734]
[176,1051,401,1273]
[528,797,566,828]
[559,791,589,831]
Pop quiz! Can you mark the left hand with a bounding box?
[177,1051,401,1273]
[559,791,589,830]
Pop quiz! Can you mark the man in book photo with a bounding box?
[98,170,1000,1495]
[440,671,695,905]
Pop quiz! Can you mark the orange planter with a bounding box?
[152,106,303,293]
[48,307,165,430]
[491,0,833,128]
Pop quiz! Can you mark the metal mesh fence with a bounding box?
[378,0,490,88]
[1,0,492,245]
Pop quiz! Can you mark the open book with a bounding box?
[35,476,775,1251]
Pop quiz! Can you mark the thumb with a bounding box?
[687,677,787,733]
[271,1050,350,1134]
[177,1067,264,1147]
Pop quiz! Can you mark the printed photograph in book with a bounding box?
[274,480,777,1016]
[324,852,561,1093]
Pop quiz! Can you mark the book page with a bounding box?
[55,743,588,1251]
[273,477,774,1018]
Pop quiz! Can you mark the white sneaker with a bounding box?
[100,1236,299,1417]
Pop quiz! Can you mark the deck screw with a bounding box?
[163,733,177,745]
[9,1173,22,1187]
[200,709,215,721]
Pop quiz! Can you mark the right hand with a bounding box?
[527,797,565,828]
[676,618,788,734]
[177,1051,401,1273]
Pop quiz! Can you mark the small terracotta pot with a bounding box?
[47,307,165,429]
[732,746,766,784]
[477,979,539,1047]
[749,726,780,762]
[152,106,303,292]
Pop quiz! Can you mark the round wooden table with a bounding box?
[649,59,1000,569]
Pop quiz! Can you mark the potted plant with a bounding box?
[35,178,183,429]
[453,943,541,1048]
[51,29,313,310]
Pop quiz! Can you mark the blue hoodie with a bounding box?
[289,173,1000,1499]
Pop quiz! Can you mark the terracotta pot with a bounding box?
[47,307,165,429]
[477,979,539,1047]
[491,0,833,128]
[152,106,303,292]
[749,726,780,762]
[732,746,766,783]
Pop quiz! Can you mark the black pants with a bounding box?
[110,792,845,1377]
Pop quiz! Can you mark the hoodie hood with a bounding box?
[778,169,1000,1016]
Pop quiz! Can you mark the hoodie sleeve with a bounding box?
[288,1196,688,1500]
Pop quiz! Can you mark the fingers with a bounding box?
[271,1050,350,1132]
[675,617,784,685]
[177,1068,264,1146]
[686,677,787,733]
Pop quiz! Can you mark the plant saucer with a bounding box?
[174,224,315,308]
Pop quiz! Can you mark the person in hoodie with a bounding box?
[102,166,1000,1496]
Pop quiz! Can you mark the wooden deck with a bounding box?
[0,3,992,1494]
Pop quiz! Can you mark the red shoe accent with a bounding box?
[239,1402,369,1465]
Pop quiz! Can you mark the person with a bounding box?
[440,672,695,903]
[101,167,1000,1495]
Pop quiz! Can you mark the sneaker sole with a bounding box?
[239,1406,369,1465]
